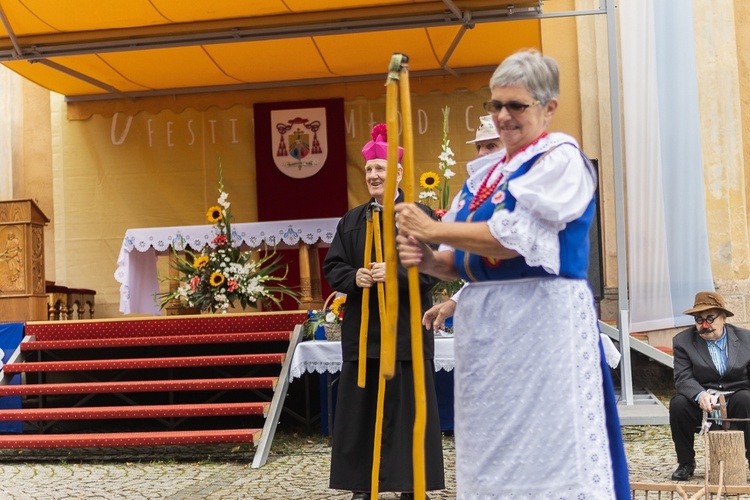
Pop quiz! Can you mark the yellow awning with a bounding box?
[0,0,545,115]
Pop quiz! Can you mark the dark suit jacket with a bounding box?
[323,190,439,362]
[673,323,750,400]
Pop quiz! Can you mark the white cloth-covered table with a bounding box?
[114,218,339,315]
[289,337,455,380]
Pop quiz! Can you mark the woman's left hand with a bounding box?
[395,203,436,242]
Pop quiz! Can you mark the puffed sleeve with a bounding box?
[487,143,596,275]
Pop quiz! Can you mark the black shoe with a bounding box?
[351,493,370,500]
[671,461,696,481]
[400,494,430,500]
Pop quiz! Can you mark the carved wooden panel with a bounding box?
[32,225,45,294]
[0,224,25,292]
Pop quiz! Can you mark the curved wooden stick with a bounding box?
[358,214,373,388]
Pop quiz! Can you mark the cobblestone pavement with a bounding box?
[0,426,748,499]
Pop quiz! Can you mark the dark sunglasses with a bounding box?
[483,100,540,115]
[694,314,718,325]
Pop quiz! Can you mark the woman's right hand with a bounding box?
[396,234,433,269]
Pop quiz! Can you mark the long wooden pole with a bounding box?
[358,213,374,388]
[369,209,390,496]
[397,56,427,499]
[381,55,401,380]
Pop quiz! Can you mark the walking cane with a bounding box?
[369,52,427,499]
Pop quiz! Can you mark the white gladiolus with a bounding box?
[218,192,230,210]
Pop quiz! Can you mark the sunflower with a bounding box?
[209,271,226,287]
[207,205,223,223]
[420,171,440,190]
[331,295,346,316]
[192,255,209,270]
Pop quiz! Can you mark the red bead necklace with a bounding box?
[469,132,548,212]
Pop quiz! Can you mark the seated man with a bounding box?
[670,291,750,480]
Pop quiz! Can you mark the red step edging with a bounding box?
[0,429,262,449]
[3,353,285,373]
[0,402,270,421]
[21,330,292,351]
[0,377,278,396]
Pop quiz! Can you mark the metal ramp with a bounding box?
[599,321,670,425]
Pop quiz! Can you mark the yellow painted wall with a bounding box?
[541,0,583,145]
[694,0,749,285]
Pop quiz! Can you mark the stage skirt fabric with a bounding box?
[329,358,445,493]
[453,277,625,499]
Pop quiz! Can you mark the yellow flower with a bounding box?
[209,272,225,287]
[420,171,440,190]
[331,296,346,316]
[193,255,209,269]
[207,206,223,223]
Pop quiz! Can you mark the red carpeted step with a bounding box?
[0,402,270,421]
[21,330,292,351]
[26,311,307,341]
[2,353,285,373]
[0,377,277,396]
[655,346,674,355]
[0,429,262,449]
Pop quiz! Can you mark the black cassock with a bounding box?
[323,191,445,493]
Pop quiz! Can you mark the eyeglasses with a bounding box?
[694,314,719,325]
[483,100,541,116]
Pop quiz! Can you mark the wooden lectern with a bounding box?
[0,199,49,322]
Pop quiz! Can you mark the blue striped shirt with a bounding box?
[706,328,728,375]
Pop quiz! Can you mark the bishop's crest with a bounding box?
[271,108,328,179]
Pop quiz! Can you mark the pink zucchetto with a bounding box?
[361,123,404,163]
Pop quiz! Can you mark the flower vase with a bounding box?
[323,323,341,341]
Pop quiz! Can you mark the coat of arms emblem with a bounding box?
[271,107,328,178]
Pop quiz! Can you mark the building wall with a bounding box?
[4,2,750,325]
[0,68,56,286]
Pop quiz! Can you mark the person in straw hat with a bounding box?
[421,115,503,332]
[670,291,750,480]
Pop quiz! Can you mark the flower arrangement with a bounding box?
[304,293,346,340]
[418,106,456,219]
[417,106,465,303]
[157,158,298,314]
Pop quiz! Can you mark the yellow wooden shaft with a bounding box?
[398,60,426,499]
[382,71,400,380]
[370,358,388,498]
[358,216,374,388]
[369,199,391,496]
[372,211,389,338]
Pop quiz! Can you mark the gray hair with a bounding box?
[489,49,559,104]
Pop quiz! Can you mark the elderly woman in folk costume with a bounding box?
[323,124,445,499]
[395,50,630,498]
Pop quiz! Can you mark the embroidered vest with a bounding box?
[454,148,595,282]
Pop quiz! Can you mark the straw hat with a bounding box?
[683,291,734,317]
[466,115,500,144]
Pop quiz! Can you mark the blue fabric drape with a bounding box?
[0,322,24,433]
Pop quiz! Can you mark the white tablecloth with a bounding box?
[289,337,455,380]
[114,218,340,315]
